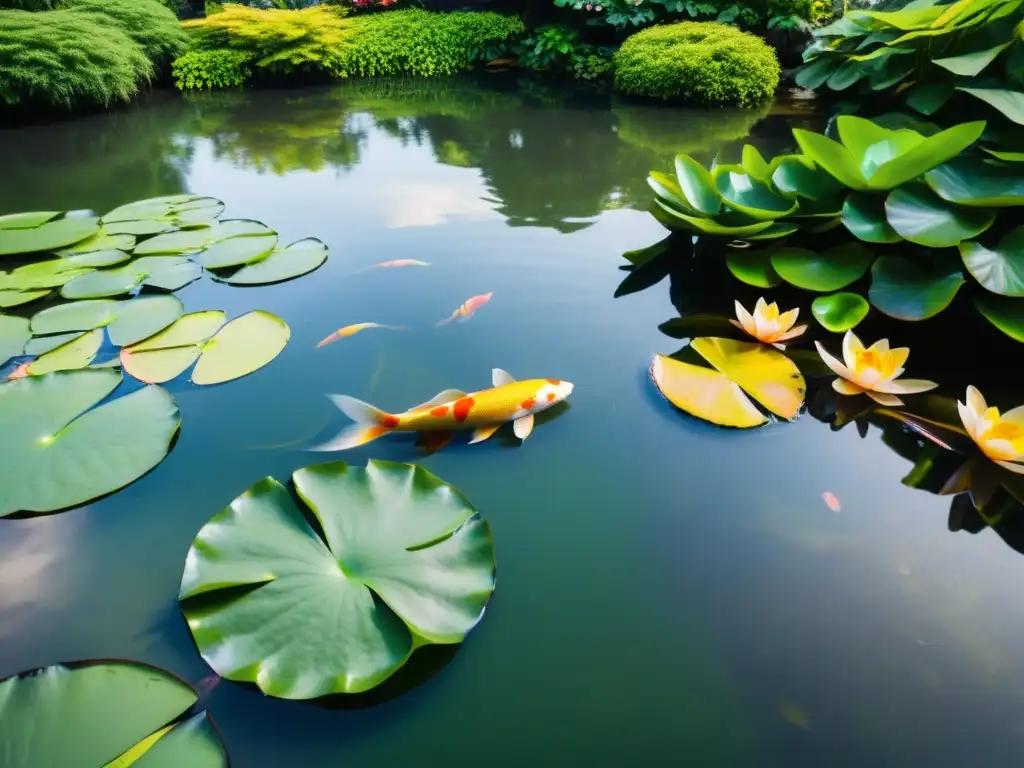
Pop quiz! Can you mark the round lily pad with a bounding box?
[868,255,965,320]
[31,296,184,347]
[713,166,799,222]
[0,369,180,516]
[179,459,497,699]
[974,293,1024,343]
[650,353,767,428]
[135,220,274,256]
[0,660,227,767]
[885,183,996,247]
[0,313,30,365]
[770,243,875,291]
[0,211,59,230]
[0,214,100,256]
[811,292,870,332]
[960,225,1024,296]
[57,231,136,255]
[212,238,329,285]
[841,192,902,243]
[60,257,201,299]
[691,336,805,420]
[0,289,50,308]
[725,248,782,288]
[17,328,103,377]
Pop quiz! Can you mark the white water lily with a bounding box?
[958,386,1024,474]
[730,297,807,347]
[815,330,937,406]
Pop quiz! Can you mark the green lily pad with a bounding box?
[0,250,131,292]
[179,459,496,699]
[745,222,801,240]
[121,310,289,386]
[974,293,1024,342]
[211,238,329,285]
[983,148,1024,162]
[0,369,180,515]
[0,660,227,767]
[674,154,721,216]
[841,192,903,243]
[957,87,1024,125]
[0,211,59,230]
[712,166,799,221]
[770,243,875,291]
[24,332,83,356]
[60,257,201,299]
[770,154,845,200]
[104,200,175,223]
[960,225,1024,296]
[0,289,50,308]
[197,234,280,270]
[31,296,184,347]
[885,184,996,247]
[0,313,30,364]
[793,128,868,190]
[103,219,176,237]
[868,255,965,320]
[175,200,226,226]
[811,292,870,331]
[0,215,101,256]
[652,201,774,237]
[56,231,137,255]
[135,220,275,256]
[725,248,782,288]
[741,145,771,181]
[648,172,698,215]
[925,155,1024,207]
[19,328,104,377]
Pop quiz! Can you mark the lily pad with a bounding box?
[0,313,30,364]
[650,353,768,428]
[57,231,136,255]
[211,238,329,285]
[197,235,279,270]
[60,257,201,299]
[135,220,275,256]
[121,310,289,386]
[0,214,100,256]
[0,660,227,767]
[868,255,965,320]
[31,296,184,347]
[769,243,875,291]
[811,292,870,331]
[179,459,496,698]
[842,192,902,243]
[103,219,175,237]
[691,337,805,420]
[925,156,1024,207]
[974,293,1024,342]
[960,225,1024,296]
[712,166,799,221]
[0,289,50,308]
[885,184,996,247]
[0,369,180,515]
[652,201,774,237]
[16,328,104,377]
[0,250,131,292]
[0,211,58,230]
[725,248,782,288]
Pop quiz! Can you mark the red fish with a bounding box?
[821,491,841,512]
[438,292,492,326]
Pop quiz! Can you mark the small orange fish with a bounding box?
[438,292,492,326]
[316,323,405,348]
[370,259,430,269]
[821,491,841,512]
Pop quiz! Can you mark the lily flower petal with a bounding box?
[777,307,799,332]
[866,390,903,406]
[833,378,865,395]
[996,460,1024,474]
[816,340,852,379]
[983,438,1020,462]
[734,301,756,336]
[998,404,1024,427]
[958,397,980,438]
[842,330,865,368]
[774,324,808,342]
[886,347,910,373]
[872,378,939,395]
[966,385,987,415]
[867,338,891,354]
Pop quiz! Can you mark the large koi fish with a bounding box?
[315,368,574,451]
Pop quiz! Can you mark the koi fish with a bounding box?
[354,259,431,274]
[438,292,492,326]
[821,491,841,512]
[316,323,406,348]
[312,368,573,451]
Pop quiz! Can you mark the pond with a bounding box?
[2,76,1024,766]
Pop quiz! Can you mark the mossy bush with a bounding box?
[62,0,187,66]
[173,49,251,89]
[612,22,780,107]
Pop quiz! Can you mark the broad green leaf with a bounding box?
[212,238,329,285]
[0,250,129,292]
[746,222,801,240]
[60,257,200,299]
[885,183,996,246]
[858,4,944,29]
[842,192,903,242]
[712,167,799,221]
[0,313,30,364]
[826,59,871,90]
[868,255,965,319]
[933,43,1010,76]
[652,201,773,237]
[0,215,100,256]
[103,200,173,223]
[134,220,274,256]
[725,248,783,287]
[0,211,58,230]
[622,236,672,267]
[648,171,697,214]
[0,661,226,767]
[793,129,868,190]
[905,81,955,115]
[957,88,1024,125]
[836,115,919,167]
[650,353,767,428]
[22,329,103,376]
[771,154,845,200]
[175,201,226,227]
[691,336,805,419]
[120,311,227,384]
[770,243,875,291]
[983,148,1024,161]
[811,292,870,331]
[960,225,1024,295]
[103,219,175,236]
[741,145,771,181]
[925,155,1024,206]
[197,235,279,270]
[31,296,183,347]
[179,460,496,698]
[674,154,722,216]
[191,311,290,385]
[866,121,987,189]
[974,293,1024,342]
[0,289,49,308]
[56,231,136,255]
[795,56,843,89]
[0,369,179,515]
[24,333,83,356]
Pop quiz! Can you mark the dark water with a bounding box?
[3,77,1024,767]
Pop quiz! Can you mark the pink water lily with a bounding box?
[958,386,1024,474]
[815,330,937,406]
[730,297,807,348]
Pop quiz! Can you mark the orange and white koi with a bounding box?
[438,292,492,326]
[312,368,573,451]
[316,323,406,348]
[373,259,430,268]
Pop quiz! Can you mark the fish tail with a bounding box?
[328,394,396,426]
[307,424,390,452]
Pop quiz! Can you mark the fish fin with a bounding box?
[328,394,395,426]
[416,431,453,453]
[308,425,390,452]
[492,368,516,387]
[469,424,501,444]
[513,414,534,441]
[414,388,468,409]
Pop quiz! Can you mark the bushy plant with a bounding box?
[173,49,251,89]
[0,8,152,109]
[496,24,615,81]
[62,0,187,66]
[613,22,780,105]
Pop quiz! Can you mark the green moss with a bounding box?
[613,22,780,107]
[62,0,187,66]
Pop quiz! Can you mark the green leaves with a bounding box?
[960,225,1024,295]
[957,87,1024,125]
[0,313,30,364]
[868,255,965,319]
[725,248,782,288]
[885,184,995,246]
[0,370,180,516]
[925,155,1024,206]
[0,661,226,767]
[769,243,875,291]
[933,43,1011,76]
[210,238,329,285]
[179,460,496,699]
[0,214,100,256]
[61,256,201,299]
[811,292,870,331]
[842,192,902,242]
[31,295,183,347]
[713,166,798,221]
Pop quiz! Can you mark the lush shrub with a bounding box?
[613,22,779,106]
[0,0,55,8]
[173,49,251,89]
[62,0,187,66]
[0,8,152,109]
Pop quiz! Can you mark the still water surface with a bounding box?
[2,77,1024,766]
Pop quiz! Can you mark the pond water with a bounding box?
[3,76,1024,766]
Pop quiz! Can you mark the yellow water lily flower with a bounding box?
[958,386,1024,474]
[730,297,807,347]
[814,330,937,406]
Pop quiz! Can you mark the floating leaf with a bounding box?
[103,219,175,237]
[885,184,995,247]
[691,336,805,420]
[120,311,227,384]
[197,235,279,270]
[0,313,30,364]
[60,257,200,299]
[957,87,1024,125]
[650,353,768,428]
[24,332,83,356]
[842,192,902,243]
[771,155,844,200]
[770,243,874,291]
[15,329,103,377]
[653,201,774,237]
[0,250,130,292]
[974,293,1024,342]
[925,155,1024,207]
[793,129,868,190]
[31,296,183,347]
[0,660,227,766]
[103,199,173,223]
[211,238,328,285]
[674,154,722,216]
[811,293,870,331]
[0,211,58,230]
[658,315,744,340]
[725,248,782,288]
[179,459,496,698]
[0,369,179,515]
[0,215,101,256]
[134,220,274,256]
[56,231,136,255]
[0,289,49,308]
[960,225,1024,296]
[713,166,799,221]
[868,255,965,320]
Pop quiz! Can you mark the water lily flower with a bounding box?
[958,386,1024,474]
[730,297,807,347]
[814,330,937,406]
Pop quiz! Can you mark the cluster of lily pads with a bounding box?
[649,114,1024,341]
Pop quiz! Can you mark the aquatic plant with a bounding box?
[815,330,938,406]
[612,22,780,106]
[959,386,1024,473]
[179,459,496,699]
[731,297,807,345]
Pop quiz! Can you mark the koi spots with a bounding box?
[546,392,556,402]
[521,398,535,410]
[453,396,475,422]
[430,406,448,417]
[547,379,561,385]
[381,414,401,428]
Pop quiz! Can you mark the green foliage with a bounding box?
[497,24,615,81]
[553,0,813,31]
[173,49,252,89]
[62,0,187,65]
[0,8,153,109]
[0,0,55,8]
[613,22,780,106]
